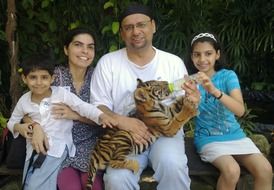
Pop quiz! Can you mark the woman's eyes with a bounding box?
[72,42,95,50]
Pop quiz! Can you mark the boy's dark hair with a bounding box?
[19,54,56,76]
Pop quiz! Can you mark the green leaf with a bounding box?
[109,44,117,52]
[104,1,114,9]
[49,20,57,32]
[69,21,81,30]
[251,82,266,91]
[41,0,50,8]
[0,31,6,41]
[22,0,33,9]
[112,22,119,34]
[0,113,7,128]
[101,25,112,35]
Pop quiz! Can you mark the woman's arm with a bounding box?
[51,103,97,125]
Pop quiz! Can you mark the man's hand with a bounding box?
[115,115,152,146]
[97,105,152,145]
[99,113,118,128]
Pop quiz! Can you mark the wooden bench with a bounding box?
[0,138,251,190]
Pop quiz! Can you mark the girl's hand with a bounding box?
[196,72,220,96]
[51,103,80,120]
[183,80,201,105]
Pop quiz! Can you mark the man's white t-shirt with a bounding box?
[90,47,188,115]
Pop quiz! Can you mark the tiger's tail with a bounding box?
[86,132,114,189]
[85,147,102,189]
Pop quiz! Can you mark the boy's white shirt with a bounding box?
[7,86,103,161]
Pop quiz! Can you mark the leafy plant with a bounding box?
[238,103,257,136]
[10,0,274,86]
[0,112,7,138]
[2,0,274,117]
[212,0,274,88]
[184,119,195,138]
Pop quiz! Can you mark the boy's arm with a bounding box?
[7,97,33,139]
[7,98,28,138]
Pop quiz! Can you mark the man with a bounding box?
[90,2,200,190]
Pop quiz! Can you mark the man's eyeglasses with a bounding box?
[121,20,152,32]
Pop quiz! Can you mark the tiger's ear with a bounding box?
[134,88,149,102]
[137,78,145,88]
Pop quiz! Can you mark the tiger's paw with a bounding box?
[127,160,139,174]
[184,97,199,115]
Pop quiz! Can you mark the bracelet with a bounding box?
[216,91,223,99]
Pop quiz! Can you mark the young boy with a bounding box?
[7,54,117,190]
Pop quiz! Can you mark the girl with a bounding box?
[187,32,272,190]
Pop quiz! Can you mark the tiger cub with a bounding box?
[86,78,198,189]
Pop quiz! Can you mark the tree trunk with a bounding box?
[5,0,22,113]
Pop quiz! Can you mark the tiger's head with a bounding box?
[134,78,170,105]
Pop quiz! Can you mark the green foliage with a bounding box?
[184,119,195,137]
[1,0,274,115]
[251,82,274,91]
[0,112,7,128]
[0,112,7,137]
[4,0,274,82]
[238,103,257,136]
[212,0,274,88]
[0,30,5,41]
